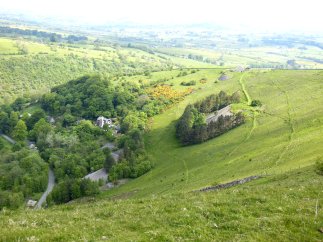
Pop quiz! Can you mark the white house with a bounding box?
[27,200,37,208]
[96,116,112,128]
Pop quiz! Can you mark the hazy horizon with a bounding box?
[1,0,323,34]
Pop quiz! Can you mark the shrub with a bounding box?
[180,80,196,86]
[251,99,262,107]
[315,160,323,175]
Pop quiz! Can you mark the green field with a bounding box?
[157,46,323,68]
[102,69,323,198]
[1,165,321,241]
[0,38,19,54]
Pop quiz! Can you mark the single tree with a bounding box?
[12,120,28,142]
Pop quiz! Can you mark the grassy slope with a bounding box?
[1,166,322,241]
[0,38,19,54]
[103,69,323,198]
[0,38,185,104]
[0,68,323,240]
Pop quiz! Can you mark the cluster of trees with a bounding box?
[262,36,323,50]
[40,75,160,123]
[109,129,153,182]
[41,75,123,118]
[180,80,196,86]
[194,91,240,113]
[0,104,50,148]
[0,26,87,43]
[176,91,245,145]
[177,71,189,77]
[0,149,48,209]
[47,178,99,204]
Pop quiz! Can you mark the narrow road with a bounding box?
[101,142,115,150]
[35,168,55,209]
[0,133,16,144]
[101,142,123,162]
[84,168,108,182]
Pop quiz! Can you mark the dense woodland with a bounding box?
[176,91,245,145]
[0,73,191,207]
[0,148,48,209]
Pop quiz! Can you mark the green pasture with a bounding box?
[103,69,323,198]
[1,166,321,241]
[0,38,19,54]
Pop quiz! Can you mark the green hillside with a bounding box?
[103,69,323,198]
[0,37,180,104]
[1,166,322,241]
[1,69,322,241]
[1,27,323,240]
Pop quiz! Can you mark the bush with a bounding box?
[315,160,323,175]
[0,138,4,150]
[251,99,262,107]
[180,80,196,86]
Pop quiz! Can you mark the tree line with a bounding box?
[0,26,88,43]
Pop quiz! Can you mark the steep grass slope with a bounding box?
[0,70,322,241]
[104,69,323,198]
[1,166,322,241]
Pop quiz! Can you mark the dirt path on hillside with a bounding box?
[239,73,252,105]
[226,73,257,160]
[271,80,295,166]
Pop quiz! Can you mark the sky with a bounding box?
[1,0,323,32]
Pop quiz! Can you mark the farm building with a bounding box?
[234,66,245,72]
[27,200,37,208]
[218,74,230,81]
[206,105,233,124]
[96,116,112,128]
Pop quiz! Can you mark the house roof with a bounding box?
[218,74,230,81]
[27,200,37,207]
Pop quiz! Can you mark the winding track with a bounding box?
[239,73,252,105]
[226,73,257,159]
[271,80,295,166]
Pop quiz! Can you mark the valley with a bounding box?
[0,9,322,241]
